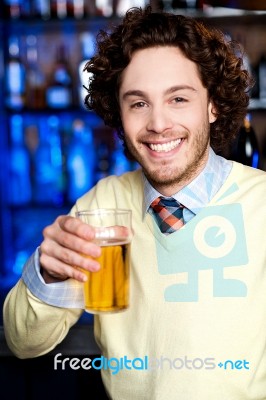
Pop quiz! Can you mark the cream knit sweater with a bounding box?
[4,163,266,399]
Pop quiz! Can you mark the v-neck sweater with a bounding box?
[3,162,266,399]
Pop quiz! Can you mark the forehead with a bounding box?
[119,46,203,93]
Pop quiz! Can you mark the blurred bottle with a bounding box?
[95,0,113,16]
[8,115,32,205]
[33,116,64,205]
[46,44,74,109]
[195,0,204,9]
[67,0,85,18]
[250,61,260,99]
[84,0,97,16]
[50,0,67,18]
[66,119,95,203]
[78,32,95,109]
[4,0,22,18]
[95,142,111,181]
[25,35,46,110]
[32,0,51,19]
[110,135,131,176]
[258,54,266,100]
[114,0,149,16]
[231,113,260,169]
[5,36,26,111]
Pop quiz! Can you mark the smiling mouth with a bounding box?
[147,138,182,153]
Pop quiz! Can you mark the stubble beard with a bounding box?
[124,123,210,193]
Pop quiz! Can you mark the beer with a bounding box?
[82,239,131,313]
[76,208,133,314]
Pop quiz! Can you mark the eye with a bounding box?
[131,101,147,109]
[172,97,186,103]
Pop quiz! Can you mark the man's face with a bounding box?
[119,46,216,196]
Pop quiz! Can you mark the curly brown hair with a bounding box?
[84,6,253,155]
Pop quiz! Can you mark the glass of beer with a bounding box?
[76,209,133,314]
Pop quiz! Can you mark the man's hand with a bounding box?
[39,215,101,283]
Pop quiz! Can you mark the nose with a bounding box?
[146,106,173,134]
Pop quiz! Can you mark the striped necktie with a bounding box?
[150,196,184,234]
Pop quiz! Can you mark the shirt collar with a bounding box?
[142,147,232,218]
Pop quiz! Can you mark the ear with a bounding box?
[208,101,217,124]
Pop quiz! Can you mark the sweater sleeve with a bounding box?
[3,278,83,359]
[2,172,140,359]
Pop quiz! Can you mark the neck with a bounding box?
[148,153,209,197]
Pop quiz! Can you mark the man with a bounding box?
[3,6,266,400]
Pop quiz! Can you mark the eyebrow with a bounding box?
[122,85,197,100]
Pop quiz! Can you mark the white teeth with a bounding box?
[149,139,181,153]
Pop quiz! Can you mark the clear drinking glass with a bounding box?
[76,209,133,314]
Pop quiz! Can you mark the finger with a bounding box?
[43,232,101,258]
[40,241,101,271]
[42,216,96,244]
[40,252,100,282]
[40,254,88,282]
[57,216,96,240]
